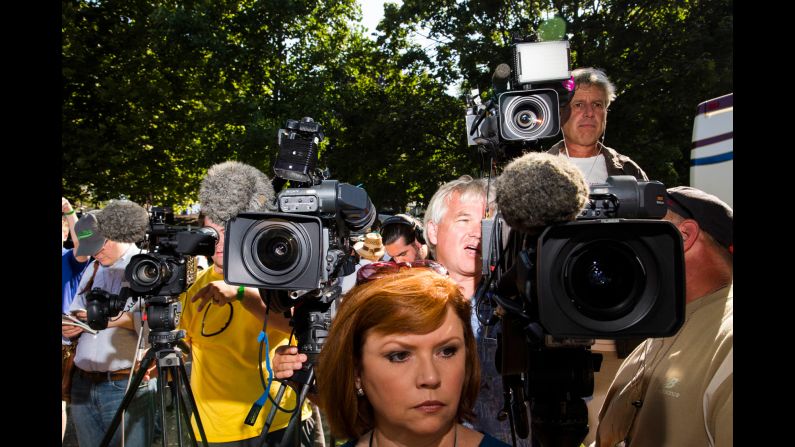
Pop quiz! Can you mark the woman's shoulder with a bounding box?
[478,432,512,447]
[459,424,511,447]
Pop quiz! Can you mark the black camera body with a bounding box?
[85,216,218,331]
[224,180,374,291]
[126,223,217,297]
[478,175,685,444]
[485,176,685,340]
[85,288,129,330]
[527,177,685,338]
[225,117,375,293]
[466,39,572,150]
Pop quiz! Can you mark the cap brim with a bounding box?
[75,235,105,257]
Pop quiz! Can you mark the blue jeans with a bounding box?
[70,372,157,446]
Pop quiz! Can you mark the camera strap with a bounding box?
[79,261,101,295]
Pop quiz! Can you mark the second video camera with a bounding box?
[85,212,218,331]
[466,39,571,149]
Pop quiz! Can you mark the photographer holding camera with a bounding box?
[177,161,314,446]
[593,186,733,447]
[62,200,156,447]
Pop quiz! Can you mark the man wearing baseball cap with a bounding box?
[62,200,157,447]
[593,186,733,446]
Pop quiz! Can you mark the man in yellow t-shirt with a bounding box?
[178,213,313,446]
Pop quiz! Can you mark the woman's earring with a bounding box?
[356,386,365,397]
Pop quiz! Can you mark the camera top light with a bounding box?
[514,40,570,84]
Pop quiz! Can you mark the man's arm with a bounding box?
[106,311,136,331]
[63,197,89,263]
[190,281,293,334]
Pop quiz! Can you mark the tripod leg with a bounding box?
[176,357,209,447]
[171,364,202,447]
[156,357,170,447]
[277,374,314,447]
[99,349,155,447]
[258,381,289,446]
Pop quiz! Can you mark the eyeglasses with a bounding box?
[356,260,447,285]
[93,239,110,256]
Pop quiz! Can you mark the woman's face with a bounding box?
[358,306,467,439]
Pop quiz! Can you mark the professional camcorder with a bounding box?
[85,210,218,331]
[482,176,685,340]
[224,117,377,440]
[225,117,376,295]
[466,38,572,154]
[477,167,686,446]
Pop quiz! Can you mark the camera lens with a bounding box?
[132,259,164,287]
[564,240,645,320]
[256,228,300,271]
[501,93,554,140]
[515,110,540,130]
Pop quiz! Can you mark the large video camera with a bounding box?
[477,175,685,446]
[225,117,376,295]
[85,210,218,331]
[483,176,685,339]
[224,117,376,441]
[466,38,572,153]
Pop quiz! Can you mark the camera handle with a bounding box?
[99,329,209,447]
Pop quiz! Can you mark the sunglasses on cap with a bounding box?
[665,193,695,220]
[359,245,382,254]
[356,260,447,285]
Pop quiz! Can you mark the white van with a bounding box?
[689,93,733,207]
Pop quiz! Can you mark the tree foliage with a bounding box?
[63,0,732,211]
[378,0,733,186]
[62,0,478,211]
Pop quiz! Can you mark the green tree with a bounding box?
[62,0,475,211]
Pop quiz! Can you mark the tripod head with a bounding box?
[139,294,188,347]
[265,281,342,389]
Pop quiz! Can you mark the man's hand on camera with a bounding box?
[273,345,307,379]
[192,281,239,311]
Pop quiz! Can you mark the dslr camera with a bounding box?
[85,210,218,331]
[466,38,572,150]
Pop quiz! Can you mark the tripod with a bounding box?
[99,299,209,447]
